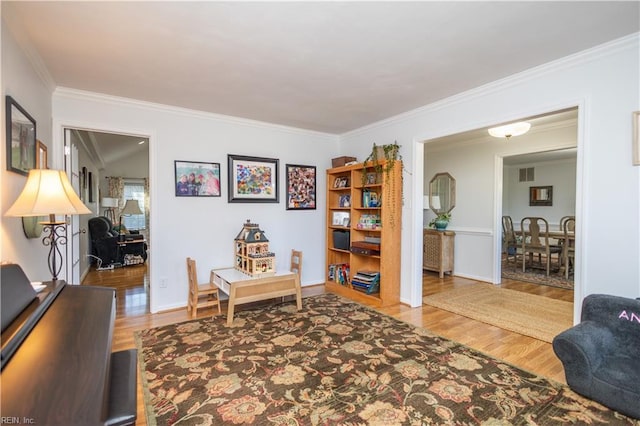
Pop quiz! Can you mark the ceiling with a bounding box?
[3,1,639,136]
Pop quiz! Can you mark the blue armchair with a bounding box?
[552,294,640,419]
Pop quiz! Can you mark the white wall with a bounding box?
[1,20,56,282]
[341,34,640,309]
[504,158,577,228]
[52,89,339,312]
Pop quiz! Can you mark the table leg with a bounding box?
[227,285,236,326]
[294,275,302,310]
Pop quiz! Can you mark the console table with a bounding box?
[211,268,302,326]
[423,229,455,278]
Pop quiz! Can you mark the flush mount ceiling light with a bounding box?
[488,122,531,139]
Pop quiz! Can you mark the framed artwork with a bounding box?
[5,96,36,176]
[36,140,47,169]
[529,185,553,206]
[175,160,221,197]
[227,154,279,203]
[286,164,316,210]
[633,111,639,166]
[332,211,350,227]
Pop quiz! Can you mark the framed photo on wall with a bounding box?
[227,154,279,203]
[286,164,316,210]
[5,96,36,176]
[36,140,47,169]
[175,160,221,197]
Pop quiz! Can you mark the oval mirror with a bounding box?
[429,172,456,215]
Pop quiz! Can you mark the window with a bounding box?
[123,181,146,230]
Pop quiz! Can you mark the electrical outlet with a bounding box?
[160,277,168,288]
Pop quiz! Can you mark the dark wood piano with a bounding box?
[1,264,137,426]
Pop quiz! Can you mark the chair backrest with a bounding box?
[290,249,303,279]
[581,294,640,346]
[88,216,116,240]
[186,257,197,292]
[560,215,575,232]
[502,216,516,245]
[563,217,575,237]
[521,217,551,247]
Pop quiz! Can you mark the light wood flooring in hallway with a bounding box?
[83,264,573,426]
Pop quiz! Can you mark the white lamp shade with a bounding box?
[423,195,430,210]
[488,122,531,138]
[5,169,91,217]
[101,197,119,208]
[120,199,143,215]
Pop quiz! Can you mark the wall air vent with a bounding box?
[519,167,534,182]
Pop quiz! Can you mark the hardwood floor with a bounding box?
[83,264,572,425]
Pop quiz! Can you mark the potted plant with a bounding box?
[361,141,402,186]
[429,212,451,231]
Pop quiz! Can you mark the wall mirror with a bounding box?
[429,172,456,214]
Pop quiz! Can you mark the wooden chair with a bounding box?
[520,217,562,276]
[562,217,575,279]
[290,249,303,279]
[186,257,221,318]
[501,216,518,265]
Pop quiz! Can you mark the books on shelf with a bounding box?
[328,263,350,286]
[351,270,380,294]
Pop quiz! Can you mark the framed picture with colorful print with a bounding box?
[227,154,279,203]
[286,164,316,210]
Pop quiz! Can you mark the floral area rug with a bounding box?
[135,294,637,425]
[501,256,574,290]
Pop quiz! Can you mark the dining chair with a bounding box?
[501,216,518,265]
[186,257,221,318]
[520,217,562,276]
[562,217,575,279]
[290,249,303,279]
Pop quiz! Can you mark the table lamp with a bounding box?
[5,169,91,280]
[101,197,119,223]
[118,199,142,240]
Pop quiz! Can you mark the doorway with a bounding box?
[421,108,578,301]
[66,127,151,314]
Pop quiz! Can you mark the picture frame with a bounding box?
[332,211,350,227]
[228,154,279,203]
[529,185,553,206]
[366,172,377,185]
[6,96,36,176]
[35,140,47,169]
[285,164,316,210]
[633,111,639,166]
[339,194,351,207]
[175,160,221,197]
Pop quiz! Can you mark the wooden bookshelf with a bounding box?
[325,160,401,306]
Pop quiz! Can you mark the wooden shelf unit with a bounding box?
[325,160,401,307]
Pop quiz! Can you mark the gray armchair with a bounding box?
[552,294,640,419]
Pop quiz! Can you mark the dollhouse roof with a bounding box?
[234,220,270,243]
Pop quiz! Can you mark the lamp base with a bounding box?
[40,221,67,281]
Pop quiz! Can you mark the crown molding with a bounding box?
[341,33,639,139]
[53,87,339,141]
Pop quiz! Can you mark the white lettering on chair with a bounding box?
[618,310,640,324]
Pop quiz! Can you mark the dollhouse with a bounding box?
[234,220,276,276]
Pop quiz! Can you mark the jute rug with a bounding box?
[135,294,638,425]
[423,284,573,343]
